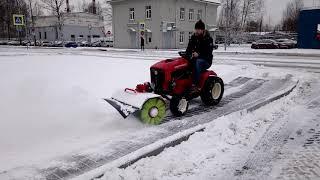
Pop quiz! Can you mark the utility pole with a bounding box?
[66,0,70,13]
[16,0,22,45]
[92,0,96,14]
[6,0,10,40]
[224,0,229,51]
[29,0,36,46]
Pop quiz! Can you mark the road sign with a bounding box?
[13,14,25,26]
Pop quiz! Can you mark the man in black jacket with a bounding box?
[186,20,214,90]
[141,36,145,51]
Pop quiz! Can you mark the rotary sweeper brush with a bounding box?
[105,52,224,125]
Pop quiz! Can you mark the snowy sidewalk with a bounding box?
[99,79,320,180]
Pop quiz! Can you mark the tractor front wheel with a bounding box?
[170,96,189,117]
[201,77,224,106]
[140,98,166,125]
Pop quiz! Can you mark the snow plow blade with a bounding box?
[104,98,139,118]
[105,88,161,118]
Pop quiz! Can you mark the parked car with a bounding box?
[21,40,32,46]
[52,41,63,47]
[0,40,9,45]
[64,41,78,48]
[7,40,20,46]
[78,41,90,47]
[276,39,297,49]
[91,40,102,47]
[251,39,279,49]
[41,41,51,47]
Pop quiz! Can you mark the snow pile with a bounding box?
[0,54,154,171]
[100,77,320,180]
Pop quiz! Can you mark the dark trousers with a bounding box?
[194,58,210,85]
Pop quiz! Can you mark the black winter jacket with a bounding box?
[185,31,214,66]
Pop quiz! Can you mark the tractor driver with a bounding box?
[186,19,214,92]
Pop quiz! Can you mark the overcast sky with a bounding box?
[264,0,291,25]
[264,0,318,25]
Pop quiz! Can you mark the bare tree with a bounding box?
[27,0,43,45]
[40,0,65,41]
[103,0,112,27]
[281,0,303,32]
[240,0,263,29]
[218,0,241,49]
[79,0,109,16]
[0,0,28,39]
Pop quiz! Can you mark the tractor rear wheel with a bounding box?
[170,96,189,117]
[201,77,224,106]
[140,98,166,125]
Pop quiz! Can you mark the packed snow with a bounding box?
[0,46,320,180]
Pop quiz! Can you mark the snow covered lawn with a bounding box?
[0,54,155,171]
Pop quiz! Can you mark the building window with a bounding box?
[189,9,194,21]
[180,8,185,20]
[197,9,202,20]
[129,8,135,20]
[179,31,184,44]
[71,35,75,41]
[79,35,84,38]
[149,37,152,43]
[39,32,42,39]
[44,32,47,39]
[189,32,193,40]
[146,6,151,19]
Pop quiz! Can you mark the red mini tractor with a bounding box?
[105,52,224,125]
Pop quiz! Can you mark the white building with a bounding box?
[34,12,105,42]
[110,0,220,49]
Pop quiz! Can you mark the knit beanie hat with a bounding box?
[195,20,205,30]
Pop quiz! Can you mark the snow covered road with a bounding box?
[0,47,319,180]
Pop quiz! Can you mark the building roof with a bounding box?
[194,0,220,5]
[35,12,103,19]
[110,0,220,5]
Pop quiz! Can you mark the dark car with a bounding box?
[251,39,279,49]
[64,41,78,48]
[276,39,297,49]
